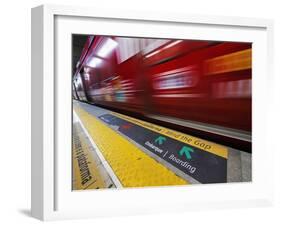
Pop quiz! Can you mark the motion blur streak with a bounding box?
[73,35,252,151]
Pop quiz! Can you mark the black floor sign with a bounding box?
[99,113,227,184]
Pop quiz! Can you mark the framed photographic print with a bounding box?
[31,4,274,221]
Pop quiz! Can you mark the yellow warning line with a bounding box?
[72,123,107,190]
[74,105,188,187]
[111,112,228,159]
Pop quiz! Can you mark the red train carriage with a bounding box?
[144,41,251,132]
[73,36,252,148]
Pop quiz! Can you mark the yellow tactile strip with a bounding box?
[74,105,188,187]
[72,122,108,190]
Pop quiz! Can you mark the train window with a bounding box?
[84,73,90,81]
[89,83,99,89]
[153,70,199,90]
[212,79,251,98]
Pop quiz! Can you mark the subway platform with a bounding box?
[72,100,251,190]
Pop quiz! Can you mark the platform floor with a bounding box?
[72,121,116,190]
[72,100,251,190]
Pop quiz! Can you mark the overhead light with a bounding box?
[163,40,183,49]
[144,40,183,58]
[97,38,118,58]
[87,57,102,68]
[145,50,161,58]
[76,60,80,68]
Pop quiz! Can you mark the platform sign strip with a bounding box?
[99,114,228,184]
[72,123,107,190]
[111,112,227,158]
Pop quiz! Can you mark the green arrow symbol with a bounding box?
[154,136,166,145]
[179,146,194,160]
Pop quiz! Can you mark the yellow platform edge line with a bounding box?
[111,112,228,159]
[74,105,189,188]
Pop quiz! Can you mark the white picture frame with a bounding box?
[31,4,274,221]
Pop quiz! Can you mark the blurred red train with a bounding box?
[73,35,252,150]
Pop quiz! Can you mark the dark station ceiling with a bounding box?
[72,35,88,76]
